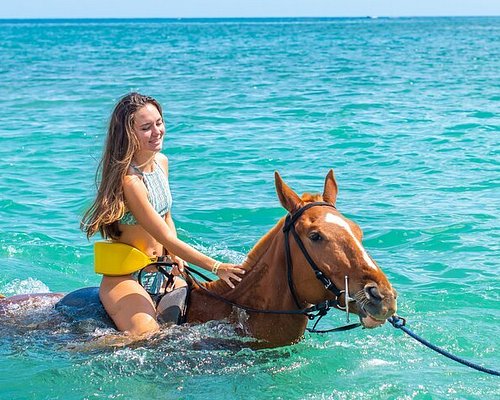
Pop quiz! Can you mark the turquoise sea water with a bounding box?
[0,17,499,399]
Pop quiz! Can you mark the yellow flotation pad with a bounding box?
[94,241,155,276]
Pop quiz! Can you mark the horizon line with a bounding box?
[0,15,499,21]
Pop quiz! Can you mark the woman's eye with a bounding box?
[309,232,322,242]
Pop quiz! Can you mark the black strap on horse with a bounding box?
[137,257,177,285]
[137,257,177,304]
[184,265,340,317]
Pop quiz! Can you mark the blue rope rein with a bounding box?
[388,315,499,376]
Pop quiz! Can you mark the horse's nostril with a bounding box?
[364,284,383,303]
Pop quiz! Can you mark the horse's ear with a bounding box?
[275,171,303,213]
[323,169,338,205]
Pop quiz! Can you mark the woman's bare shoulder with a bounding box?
[123,173,144,191]
[156,153,169,173]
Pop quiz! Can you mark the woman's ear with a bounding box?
[323,169,338,205]
[275,171,303,214]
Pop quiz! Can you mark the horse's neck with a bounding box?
[189,218,299,318]
[187,218,310,346]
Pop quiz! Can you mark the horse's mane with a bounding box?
[300,192,322,203]
[242,217,285,269]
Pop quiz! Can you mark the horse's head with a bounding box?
[275,170,397,328]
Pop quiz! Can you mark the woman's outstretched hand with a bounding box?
[216,263,245,289]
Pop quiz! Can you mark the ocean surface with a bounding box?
[0,17,498,399]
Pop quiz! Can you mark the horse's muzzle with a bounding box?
[358,283,397,328]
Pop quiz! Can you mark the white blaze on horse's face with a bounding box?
[324,213,379,271]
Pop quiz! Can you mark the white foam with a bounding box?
[363,358,396,368]
[1,278,50,296]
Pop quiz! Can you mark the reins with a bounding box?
[137,197,499,377]
[136,258,178,305]
[187,259,499,375]
[185,265,342,318]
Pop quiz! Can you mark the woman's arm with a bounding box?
[122,175,244,287]
[165,212,177,238]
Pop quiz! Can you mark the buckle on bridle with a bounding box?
[316,300,331,313]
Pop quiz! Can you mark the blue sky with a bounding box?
[1,0,499,19]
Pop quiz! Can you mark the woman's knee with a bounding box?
[125,310,159,336]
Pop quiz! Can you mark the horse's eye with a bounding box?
[309,231,322,242]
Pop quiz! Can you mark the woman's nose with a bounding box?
[152,125,163,135]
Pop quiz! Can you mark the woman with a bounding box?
[82,92,244,337]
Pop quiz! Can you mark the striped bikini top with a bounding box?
[119,160,173,225]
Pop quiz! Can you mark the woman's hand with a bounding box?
[171,256,187,276]
[216,263,246,289]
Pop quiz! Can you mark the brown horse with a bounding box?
[0,170,397,349]
[185,170,397,347]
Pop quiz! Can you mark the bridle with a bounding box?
[284,202,348,307]
[283,201,360,332]
[185,201,361,332]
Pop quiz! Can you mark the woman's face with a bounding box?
[132,103,165,153]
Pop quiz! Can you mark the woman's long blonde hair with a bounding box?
[81,92,163,239]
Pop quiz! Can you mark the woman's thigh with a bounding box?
[99,275,159,336]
